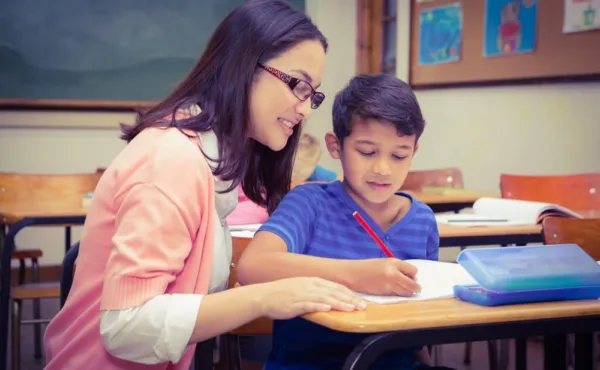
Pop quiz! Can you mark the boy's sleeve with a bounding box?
[257,185,318,254]
[426,218,440,261]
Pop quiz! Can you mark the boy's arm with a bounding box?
[237,185,358,288]
[238,230,359,287]
[238,185,422,297]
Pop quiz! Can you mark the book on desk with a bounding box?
[435,197,583,227]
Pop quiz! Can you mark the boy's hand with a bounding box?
[253,277,367,320]
[350,258,421,297]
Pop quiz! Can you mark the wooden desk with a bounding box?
[0,200,87,369]
[231,224,545,248]
[304,298,600,334]
[438,223,542,247]
[304,299,600,370]
[0,200,87,225]
[408,190,499,213]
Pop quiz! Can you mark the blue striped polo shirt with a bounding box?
[259,180,440,370]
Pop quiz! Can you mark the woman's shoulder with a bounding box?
[110,127,212,193]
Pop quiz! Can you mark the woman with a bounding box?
[43,1,364,369]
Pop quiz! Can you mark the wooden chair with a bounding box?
[401,167,464,192]
[0,172,101,367]
[217,237,272,370]
[541,217,600,367]
[500,173,600,210]
[541,218,600,265]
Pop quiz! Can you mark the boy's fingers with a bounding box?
[393,259,418,278]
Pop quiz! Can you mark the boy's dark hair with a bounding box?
[331,74,425,143]
[119,0,327,214]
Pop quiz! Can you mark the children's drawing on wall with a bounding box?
[484,0,537,57]
[418,3,463,65]
[563,0,600,33]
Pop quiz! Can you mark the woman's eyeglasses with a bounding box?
[258,64,325,109]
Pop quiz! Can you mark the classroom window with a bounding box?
[356,0,397,75]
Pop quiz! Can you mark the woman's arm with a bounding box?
[99,287,266,364]
[101,278,364,364]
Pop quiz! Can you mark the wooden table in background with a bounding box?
[409,190,499,213]
[0,200,87,369]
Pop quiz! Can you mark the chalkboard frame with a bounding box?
[0,98,154,111]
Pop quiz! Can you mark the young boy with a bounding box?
[238,74,450,370]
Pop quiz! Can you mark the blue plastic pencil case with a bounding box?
[453,244,600,307]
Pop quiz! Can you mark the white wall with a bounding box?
[1,0,599,265]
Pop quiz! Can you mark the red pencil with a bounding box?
[352,211,396,258]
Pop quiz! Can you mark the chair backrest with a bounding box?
[228,237,272,336]
[60,242,80,308]
[0,172,102,203]
[541,218,600,261]
[500,173,600,211]
[401,167,464,192]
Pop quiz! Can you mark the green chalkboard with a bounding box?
[0,0,305,110]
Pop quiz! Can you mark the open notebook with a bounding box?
[435,197,583,227]
[357,259,477,304]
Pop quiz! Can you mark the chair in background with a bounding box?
[541,217,600,367]
[60,242,80,308]
[541,218,600,268]
[500,173,600,210]
[1,171,101,365]
[401,167,464,192]
[11,240,80,370]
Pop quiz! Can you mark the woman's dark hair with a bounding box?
[120,0,327,214]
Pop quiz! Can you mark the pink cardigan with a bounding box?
[44,128,216,369]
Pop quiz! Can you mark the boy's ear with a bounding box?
[324,132,341,160]
[414,143,419,155]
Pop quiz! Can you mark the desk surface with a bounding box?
[0,200,578,243]
[409,190,499,205]
[303,298,600,333]
[0,191,497,224]
[0,200,87,225]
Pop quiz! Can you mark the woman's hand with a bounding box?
[253,277,367,320]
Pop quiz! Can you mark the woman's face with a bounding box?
[249,39,326,151]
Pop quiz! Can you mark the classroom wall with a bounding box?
[1,0,599,266]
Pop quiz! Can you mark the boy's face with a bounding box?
[325,117,418,206]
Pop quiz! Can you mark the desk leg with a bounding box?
[0,220,29,370]
[514,337,527,370]
[194,339,215,370]
[544,335,567,370]
[343,333,391,370]
[573,333,595,370]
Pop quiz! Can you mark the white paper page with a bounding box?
[435,213,528,227]
[230,230,256,238]
[229,223,263,232]
[472,197,549,224]
[357,260,477,304]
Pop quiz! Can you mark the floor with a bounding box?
[8,298,563,370]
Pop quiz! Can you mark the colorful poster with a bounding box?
[563,0,600,33]
[483,0,537,57]
[418,3,463,65]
